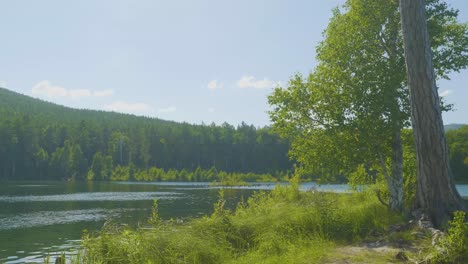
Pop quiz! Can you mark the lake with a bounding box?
[1,181,467,263]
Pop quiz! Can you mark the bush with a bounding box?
[432,211,468,263]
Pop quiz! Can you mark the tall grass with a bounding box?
[75,184,403,263]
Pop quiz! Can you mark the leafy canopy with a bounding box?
[269,0,468,180]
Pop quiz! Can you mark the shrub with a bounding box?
[432,211,468,263]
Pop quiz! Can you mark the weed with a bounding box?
[74,184,403,263]
[432,211,468,263]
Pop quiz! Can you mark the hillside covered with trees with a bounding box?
[0,87,466,183]
[0,87,291,181]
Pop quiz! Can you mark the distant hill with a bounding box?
[0,87,178,126]
[0,87,291,181]
[445,124,466,131]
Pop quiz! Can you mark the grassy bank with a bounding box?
[72,182,412,264]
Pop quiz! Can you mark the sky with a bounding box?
[1,0,467,127]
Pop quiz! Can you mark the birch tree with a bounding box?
[269,0,468,211]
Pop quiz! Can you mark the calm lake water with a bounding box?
[0,181,467,263]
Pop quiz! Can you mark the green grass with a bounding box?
[431,211,468,263]
[74,184,405,264]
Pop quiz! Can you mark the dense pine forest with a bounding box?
[0,87,291,181]
[0,87,466,182]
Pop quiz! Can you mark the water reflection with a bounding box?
[0,208,142,230]
[0,191,181,203]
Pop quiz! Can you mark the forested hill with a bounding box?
[0,87,291,181]
[445,124,466,131]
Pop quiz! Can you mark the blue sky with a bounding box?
[1,0,467,126]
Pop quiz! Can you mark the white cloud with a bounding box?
[439,89,453,97]
[207,80,223,90]
[157,106,177,113]
[0,80,7,87]
[69,89,92,98]
[237,75,279,89]
[32,80,114,99]
[93,89,114,97]
[104,101,154,114]
[32,80,67,97]
[208,107,215,113]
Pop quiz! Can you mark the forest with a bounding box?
[2,0,468,263]
[0,87,466,183]
[0,87,291,182]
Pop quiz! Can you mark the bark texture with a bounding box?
[400,0,465,227]
[378,131,404,212]
[390,131,404,211]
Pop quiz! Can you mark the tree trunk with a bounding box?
[400,0,465,227]
[378,131,404,212]
[390,131,404,211]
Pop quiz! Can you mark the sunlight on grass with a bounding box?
[73,183,404,264]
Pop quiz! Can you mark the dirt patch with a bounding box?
[326,243,413,264]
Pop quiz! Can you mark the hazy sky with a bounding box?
[1,0,467,126]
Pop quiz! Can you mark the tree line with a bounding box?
[0,88,291,181]
[0,86,466,183]
[92,163,284,183]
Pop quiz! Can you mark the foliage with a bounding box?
[269,0,467,178]
[268,0,468,209]
[446,125,468,182]
[345,130,416,210]
[114,165,286,183]
[148,199,162,226]
[43,252,65,264]
[432,211,468,263]
[0,87,291,181]
[75,185,403,264]
[87,152,113,181]
[401,129,417,208]
[209,176,247,187]
[111,165,131,181]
